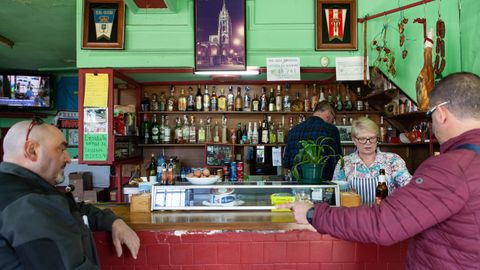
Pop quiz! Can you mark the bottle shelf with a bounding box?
[139,143,287,147]
[387,111,426,120]
[139,110,381,115]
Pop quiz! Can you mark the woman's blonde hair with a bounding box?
[351,117,379,137]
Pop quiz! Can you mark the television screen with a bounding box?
[0,74,54,109]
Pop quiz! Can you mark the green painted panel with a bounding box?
[460,0,480,75]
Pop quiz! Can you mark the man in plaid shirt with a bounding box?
[283,101,342,181]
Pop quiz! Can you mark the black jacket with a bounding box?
[0,162,118,270]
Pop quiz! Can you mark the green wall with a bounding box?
[76,0,478,101]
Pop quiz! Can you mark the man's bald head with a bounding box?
[3,120,71,185]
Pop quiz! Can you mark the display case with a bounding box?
[151,182,340,211]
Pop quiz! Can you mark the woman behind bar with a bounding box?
[332,117,411,205]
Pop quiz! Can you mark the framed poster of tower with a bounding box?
[194,0,246,71]
[315,0,357,50]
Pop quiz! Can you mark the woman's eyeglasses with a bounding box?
[426,101,450,120]
[355,136,378,144]
[25,117,45,142]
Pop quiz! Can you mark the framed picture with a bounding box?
[337,125,353,143]
[82,0,125,49]
[205,143,234,167]
[67,129,79,147]
[194,0,246,71]
[315,0,357,50]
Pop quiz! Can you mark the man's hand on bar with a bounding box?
[277,202,313,224]
[112,219,141,259]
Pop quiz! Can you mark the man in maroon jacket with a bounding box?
[280,72,480,270]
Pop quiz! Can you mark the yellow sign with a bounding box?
[84,73,108,107]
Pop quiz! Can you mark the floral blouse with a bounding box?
[332,149,412,194]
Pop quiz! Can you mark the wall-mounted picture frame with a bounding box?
[194,0,246,71]
[315,0,357,51]
[82,0,125,49]
[67,129,79,147]
[337,125,353,143]
[205,143,234,167]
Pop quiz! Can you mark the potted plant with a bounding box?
[291,136,343,184]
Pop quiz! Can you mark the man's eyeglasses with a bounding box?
[355,136,378,144]
[426,101,450,120]
[25,117,45,142]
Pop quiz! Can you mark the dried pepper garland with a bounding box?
[371,22,396,77]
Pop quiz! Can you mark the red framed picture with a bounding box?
[315,0,357,50]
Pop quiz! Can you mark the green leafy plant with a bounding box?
[291,136,343,181]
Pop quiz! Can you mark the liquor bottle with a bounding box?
[319,87,326,102]
[375,169,388,204]
[236,123,242,144]
[235,87,243,111]
[158,92,166,111]
[269,122,277,144]
[205,117,212,142]
[231,128,237,144]
[283,84,291,112]
[355,87,364,111]
[251,122,259,144]
[275,85,283,112]
[150,94,159,111]
[247,122,253,143]
[252,94,260,112]
[195,85,203,111]
[156,152,166,185]
[182,115,190,143]
[311,84,319,111]
[178,88,187,111]
[292,92,304,112]
[379,116,387,143]
[213,120,220,143]
[197,119,206,143]
[159,115,165,144]
[164,116,171,143]
[174,117,183,143]
[187,86,195,111]
[189,116,197,143]
[304,85,311,112]
[221,115,228,143]
[261,116,269,144]
[268,88,276,112]
[227,86,235,111]
[243,86,251,112]
[203,85,210,111]
[277,122,285,144]
[336,92,343,111]
[342,114,347,125]
[327,88,333,106]
[344,90,353,111]
[148,153,157,183]
[167,85,176,111]
[210,86,218,111]
[141,92,150,112]
[150,114,160,144]
[242,124,248,144]
[218,88,227,111]
[260,87,268,112]
[141,114,150,144]
[289,116,294,130]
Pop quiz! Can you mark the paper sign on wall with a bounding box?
[84,73,108,107]
[335,56,370,81]
[83,133,108,161]
[272,147,282,166]
[267,57,301,81]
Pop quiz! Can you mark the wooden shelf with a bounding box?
[361,88,398,102]
[387,111,426,120]
[112,156,143,166]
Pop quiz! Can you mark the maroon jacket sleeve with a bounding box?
[310,153,471,245]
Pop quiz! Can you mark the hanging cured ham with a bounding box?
[416,28,434,112]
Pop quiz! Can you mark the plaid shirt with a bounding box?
[283,116,342,181]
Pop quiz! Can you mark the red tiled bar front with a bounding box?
[95,205,408,270]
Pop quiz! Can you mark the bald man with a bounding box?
[0,120,140,269]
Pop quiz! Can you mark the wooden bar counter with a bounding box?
[94,204,408,270]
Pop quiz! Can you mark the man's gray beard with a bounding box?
[55,171,66,185]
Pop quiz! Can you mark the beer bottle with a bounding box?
[375,169,388,204]
[148,153,157,183]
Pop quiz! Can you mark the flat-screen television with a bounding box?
[0,73,54,110]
